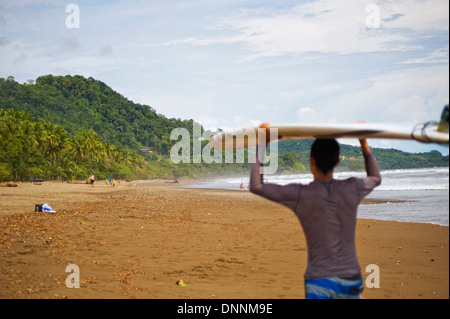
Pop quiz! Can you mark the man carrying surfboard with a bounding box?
[250,125,381,299]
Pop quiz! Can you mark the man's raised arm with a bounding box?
[249,124,298,209]
[359,139,382,188]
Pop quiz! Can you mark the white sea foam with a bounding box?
[185,167,449,225]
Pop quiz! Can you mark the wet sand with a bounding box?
[0,180,448,299]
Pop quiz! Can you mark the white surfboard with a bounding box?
[208,107,449,151]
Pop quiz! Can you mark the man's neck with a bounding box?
[313,171,334,181]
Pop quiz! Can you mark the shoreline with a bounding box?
[1,179,408,218]
[0,180,448,299]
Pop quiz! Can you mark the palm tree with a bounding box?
[68,134,86,160]
[119,148,132,165]
[92,142,106,163]
[106,143,121,163]
[29,122,45,150]
[41,123,66,164]
[82,129,98,151]
[66,162,86,181]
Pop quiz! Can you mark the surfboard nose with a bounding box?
[437,105,449,134]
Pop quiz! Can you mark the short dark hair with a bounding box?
[310,139,340,174]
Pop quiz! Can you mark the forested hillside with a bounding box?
[0,108,149,181]
[0,75,194,154]
[0,108,258,181]
[278,140,449,171]
[0,75,448,182]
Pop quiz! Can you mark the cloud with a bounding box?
[281,89,305,101]
[297,107,320,123]
[403,47,449,65]
[307,65,449,125]
[0,36,8,46]
[0,15,7,27]
[253,104,270,111]
[296,106,338,124]
[59,36,80,52]
[14,52,27,65]
[378,0,449,31]
[0,0,60,8]
[382,13,405,24]
[164,0,448,60]
[99,45,114,58]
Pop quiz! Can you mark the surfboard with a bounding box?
[209,106,449,151]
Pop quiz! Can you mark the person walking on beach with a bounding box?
[89,173,95,187]
[250,125,381,299]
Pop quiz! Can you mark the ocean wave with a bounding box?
[185,168,449,225]
[187,167,449,191]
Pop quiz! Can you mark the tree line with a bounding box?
[0,108,312,181]
[277,139,448,171]
[0,75,195,156]
[1,75,447,182]
[0,109,146,181]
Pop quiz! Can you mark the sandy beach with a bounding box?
[0,180,448,299]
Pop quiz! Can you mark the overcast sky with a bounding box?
[0,0,448,154]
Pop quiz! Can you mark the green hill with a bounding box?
[277,139,449,172]
[0,75,195,154]
[0,75,448,182]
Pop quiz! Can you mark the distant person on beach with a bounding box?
[250,126,381,299]
[89,174,95,187]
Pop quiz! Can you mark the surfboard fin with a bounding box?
[437,105,449,134]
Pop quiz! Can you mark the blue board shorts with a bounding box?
[305,275,364,299]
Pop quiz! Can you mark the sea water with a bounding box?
[185,167,449,226]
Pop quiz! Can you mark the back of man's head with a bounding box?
[310,139,340,175]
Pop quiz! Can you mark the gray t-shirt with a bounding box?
[293,174,378,279]
[251,153,381,279]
